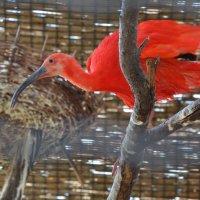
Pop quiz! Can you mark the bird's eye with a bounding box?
[49,59,54,63]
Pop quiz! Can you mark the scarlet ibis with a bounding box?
[11,20,200,108]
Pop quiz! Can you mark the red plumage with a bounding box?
[12,20,200,109]
[86,20,200,107]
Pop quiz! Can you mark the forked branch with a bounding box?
[107,0,200,200]
[107,0,156,199]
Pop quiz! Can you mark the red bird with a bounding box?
[11,20,200,108]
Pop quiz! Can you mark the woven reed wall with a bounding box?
[0,0,200,199]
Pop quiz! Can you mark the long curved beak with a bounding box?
[10,66,47,108]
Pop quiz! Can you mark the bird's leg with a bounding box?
[112,135,125,176]
[0,129,42,200]
[112,157,120,176]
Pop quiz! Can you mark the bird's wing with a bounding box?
[86,32,119,74]
[140,58,200,101]
[138,20,200,58]
[86,20,200,73]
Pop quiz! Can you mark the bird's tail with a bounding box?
[152,59,200,101]
[180,61,200,88]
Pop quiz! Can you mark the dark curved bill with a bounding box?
[10,66,47,108]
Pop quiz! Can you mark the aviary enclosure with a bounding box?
[0,0,200,199]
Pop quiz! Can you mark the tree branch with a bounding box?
[108,1,200,199]
[146,98,200,146]
[119,0,154,124]
[107,0,157,199]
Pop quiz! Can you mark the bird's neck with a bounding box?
[61,57,96,91]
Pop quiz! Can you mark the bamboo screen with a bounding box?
[0,0,200,199]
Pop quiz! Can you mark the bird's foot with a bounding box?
[112,157,119,176]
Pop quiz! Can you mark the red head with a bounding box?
[39,53,73,78]
[10,53,72,107]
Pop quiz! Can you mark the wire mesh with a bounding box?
[0,0,200,199]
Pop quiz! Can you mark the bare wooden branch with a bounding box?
[119,0,154,124]
[0,129,42,200]
[146,98,200,146]
[108,6,200,197]
[146,56,159,89]
[138,37,149,56]
[107,0,156,199]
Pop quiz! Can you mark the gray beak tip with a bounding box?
[10,97,16,108]
[10,66,47,108]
